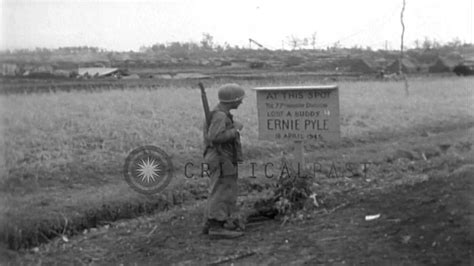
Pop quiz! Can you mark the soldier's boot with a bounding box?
[207,219,244,239]
[224,218,246,231]
[202,219,223,235]
[208,226,244,239]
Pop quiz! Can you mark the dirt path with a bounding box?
[5,125,474,265]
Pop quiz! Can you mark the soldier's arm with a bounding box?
[207,112,237,144]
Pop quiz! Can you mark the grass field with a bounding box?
[1,76,473,249]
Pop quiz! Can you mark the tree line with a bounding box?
[1,33,472,63]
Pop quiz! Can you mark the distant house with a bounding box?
[428,57,461,73]
[386,58,419,74]
[78,67,122,78]
[121,73,140,80]
[1,63,20,76]
[11,64,55,78]
[53,69,72,78]
[199,59,211,66]
[374,58,388,68]
[453,59,474,76]
[444,52,464,62]
[228,59,249,68]
[329,58,376,74]
[31,65,54,74]
[347,58,376,74]
[248,60,266,69]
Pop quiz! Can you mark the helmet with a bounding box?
[218,83,245,103]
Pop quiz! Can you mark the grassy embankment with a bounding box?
[0,76,472,249]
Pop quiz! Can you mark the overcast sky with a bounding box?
[1,0,473,51]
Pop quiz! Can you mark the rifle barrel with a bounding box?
[198,82,211,127]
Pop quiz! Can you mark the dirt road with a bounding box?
[5,124,474,265]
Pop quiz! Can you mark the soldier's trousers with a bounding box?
[206,170,238,222]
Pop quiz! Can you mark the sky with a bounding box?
[1,0,473,51]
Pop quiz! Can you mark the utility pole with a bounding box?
[400,0,409,96]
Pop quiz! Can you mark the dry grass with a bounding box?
[0,76,472,249]
[2,77,472,190]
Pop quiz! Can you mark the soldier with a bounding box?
[202,83,245,239]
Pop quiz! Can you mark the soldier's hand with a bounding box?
[234,121,244,131]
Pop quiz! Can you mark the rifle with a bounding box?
[198,82,211,128]
[198,82,217,158]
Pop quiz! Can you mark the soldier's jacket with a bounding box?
[203,103,242,222]
[203,103,242,176]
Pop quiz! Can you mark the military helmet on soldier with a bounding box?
[218,83,245,103]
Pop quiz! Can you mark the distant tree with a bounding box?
[223,42,231,50]
[168,42,188,58]
[215,44,224,53]
[413,39,420,49]
[446,37,462,48]
[432,39,441,49]
[422,37,432,50]
[201,33,214,50]
[188,42,200,53]
[107,52,115,62]
[35,47,52,61]
[139,46,150,53]
[302,38,309,48]
[310,32,317,49]
[331,41,341,51]
[151,43,166,53]
[287,35,300,50]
